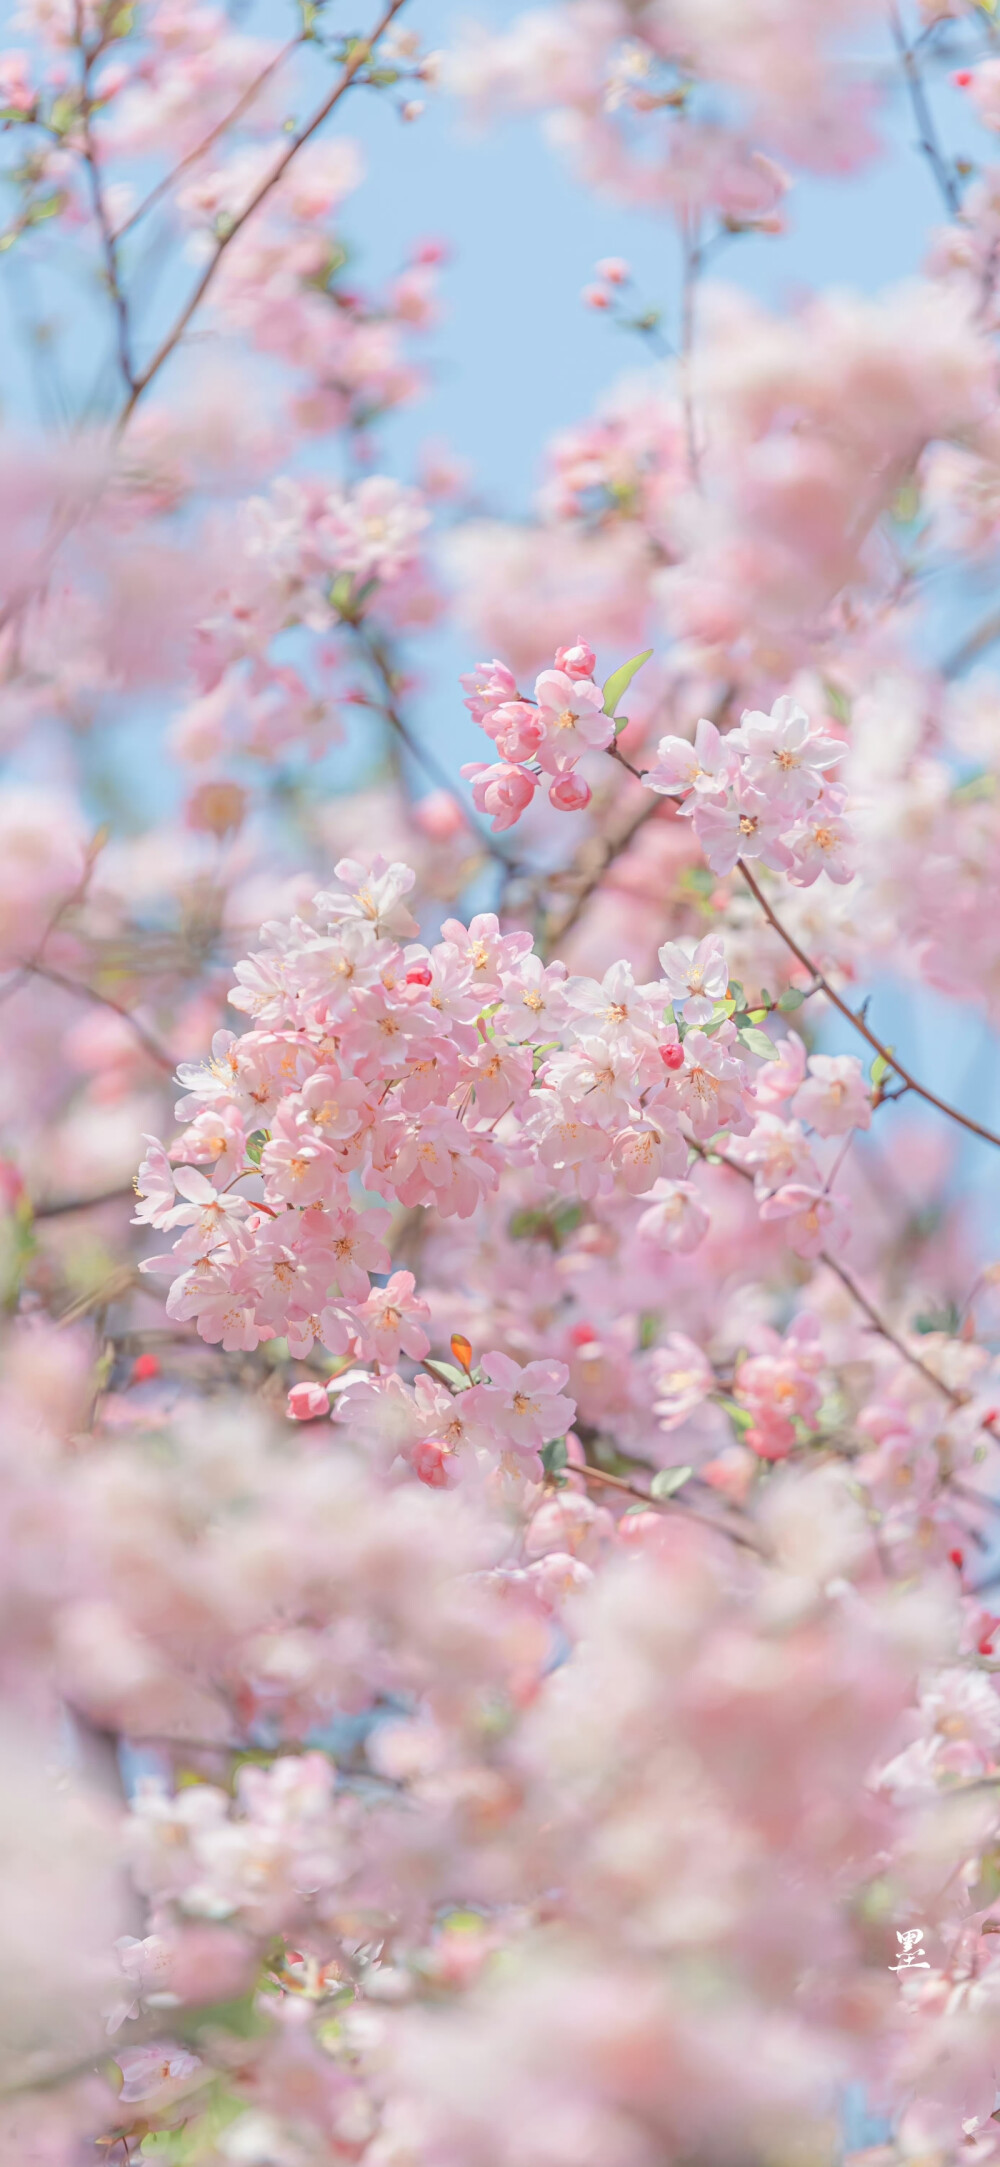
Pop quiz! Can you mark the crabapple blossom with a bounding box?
[793,1053,873,1136]
[9,3,1000,2161]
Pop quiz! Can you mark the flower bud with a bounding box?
[287,1381,331,1422]
[549,772,592,813]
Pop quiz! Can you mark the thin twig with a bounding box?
[77,8,134,393]
[690,1138,970,1412]
[737,859,1000,1152]
[32,1184,135,1218]
[941,604,1000,682]
[118,0,411,424]
[576,1458,761,1551]
[545,791,667,953]
[819,1250,966,1410]
[19,960,176,1073]
[891,2,962,217]
[112,35,303,242]
[355,623,518,870]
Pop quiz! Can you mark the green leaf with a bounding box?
[777,986,805,1012]
[422,1357,471,1393]
[245,1128,270,1166]
[540,1437,568,1476]
[48,94,77,134]
[25,192,63,224]
[821,680,852,726]
[870,1051,891,1087]
[738,1026,779,1062]
[747,1007,768,1025]
[329,571,355,617]
[650,1465,693,1499]
[913,1302,960,1338]
[602,648,653,718]
[717,1395,754,1433]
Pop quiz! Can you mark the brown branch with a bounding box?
[118,0,411,425]
[21,960,176,1073]
[737,858,1000,1152]
[545,791,670,953]
[690,1138,969,1412]
[112,35,303,243]
[354,624,518,870]
[576,1458,761,1551]
[819,1250,966,1411]
[32,1184,135,1218]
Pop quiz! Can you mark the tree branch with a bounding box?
[76,6,134,394]
[737,858,1000,1152]
[118,0,411,425]
[891,3,962,218]
[112,35,303,243]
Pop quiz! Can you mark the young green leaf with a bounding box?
[738,1026,779,1061]
[602,649,653,718]
[777,986,805,1012]
[650,1465,693,1499]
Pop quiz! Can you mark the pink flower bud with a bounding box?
[554,640,597,679]
[287,1381,331,1422]
[596,257,629,284]
[582,284,610,310]
[413,789,466,840]
[549,772,592,813]
[412,1438,454,1487]
[660,1042,685,1071]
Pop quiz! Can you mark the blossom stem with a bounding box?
[736,858,1000,1152]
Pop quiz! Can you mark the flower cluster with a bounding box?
[461,640,614,826]
[134,853,765,1474]
[644,695,854,884]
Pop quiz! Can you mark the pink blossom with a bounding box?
[533,667,613,771]
[643,715,737,798]
[657,934,729,1024]
[689,781,795,879]
[461,759,538,831]
[792,1054,871,1137]
[758,1182,848,1257]
[653,1332,715,1429]
[478,1350,576,1454]
[357,1270,431,1363]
